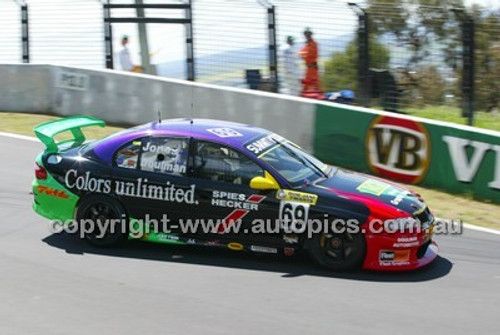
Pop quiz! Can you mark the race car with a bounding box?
[32,116,437,271]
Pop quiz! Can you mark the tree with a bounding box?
[472,8,500,111]
[366,0,464,71]
[415,65,446,106]
[321,37,390,92]
[365,0,500,112]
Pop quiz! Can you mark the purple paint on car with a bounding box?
[92,118,273,163]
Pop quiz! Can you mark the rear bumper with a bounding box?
[32,177,78,222]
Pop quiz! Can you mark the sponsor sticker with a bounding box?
[367,115,430,184]
[227,242,244,251]
[356,179,390,196]
[393,237,420,248]
[207,128,243,138]
[250,245,278,254]
[157,233,181,243]
[36,185,69,199]
[276,189,318,205]
[380,249,410,263]
[211,191,265,211]
[64,169,198,205]
[205,240,223,247]
[245,134,285,155]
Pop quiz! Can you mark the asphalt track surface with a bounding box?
[1,135,499,335]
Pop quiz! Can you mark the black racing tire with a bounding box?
[307,231,366,271]
[75,195,128,247]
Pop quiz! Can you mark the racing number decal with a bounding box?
[279,201,309,232]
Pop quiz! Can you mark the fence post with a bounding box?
[103,0,114,69]
[135,0,153,74]
[348,3,370,106]
[185,0,195,81]
[21,4,30,63]
[358,11,370,106]
[267,6,278,93]
[461,15,475,126]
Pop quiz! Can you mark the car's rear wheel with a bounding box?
[307,232,366,271]
[75,195,128,247]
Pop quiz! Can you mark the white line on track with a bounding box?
[0,131,38,142]
[1,131,499,237]
[462,223,500,236]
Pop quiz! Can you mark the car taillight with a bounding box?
[35,163,47,180]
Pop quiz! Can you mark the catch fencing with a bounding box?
[1,1,499,124]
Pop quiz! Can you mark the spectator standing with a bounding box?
[118,35,136,72]
[282,36,301,95]
[299,28,321,92]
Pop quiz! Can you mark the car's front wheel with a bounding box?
[75,195,128,247]
[307,231,366,271]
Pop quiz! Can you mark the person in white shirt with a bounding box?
[282,36,301,95]
[118,35,135,72]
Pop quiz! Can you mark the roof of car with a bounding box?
[147,118,272,144]
[92,118,273,163]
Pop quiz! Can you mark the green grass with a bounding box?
[1,111,499,230]
[405,184,500,230]
[0,112,123,139]
[405,105,500,132]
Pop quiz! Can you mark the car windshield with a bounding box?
[259,140,329,187]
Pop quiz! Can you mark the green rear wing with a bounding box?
[34,115,106,153]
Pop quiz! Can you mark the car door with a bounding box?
[112,135,196,233]
[188,139,281,243]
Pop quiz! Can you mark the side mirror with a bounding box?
[250,172,279,190]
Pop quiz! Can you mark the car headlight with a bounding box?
[384,217,420,233]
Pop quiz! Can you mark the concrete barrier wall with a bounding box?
[0,64,316,153]
[0,65,52,112]
[1,64,499,202]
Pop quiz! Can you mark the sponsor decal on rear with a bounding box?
[36,185,69,199]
